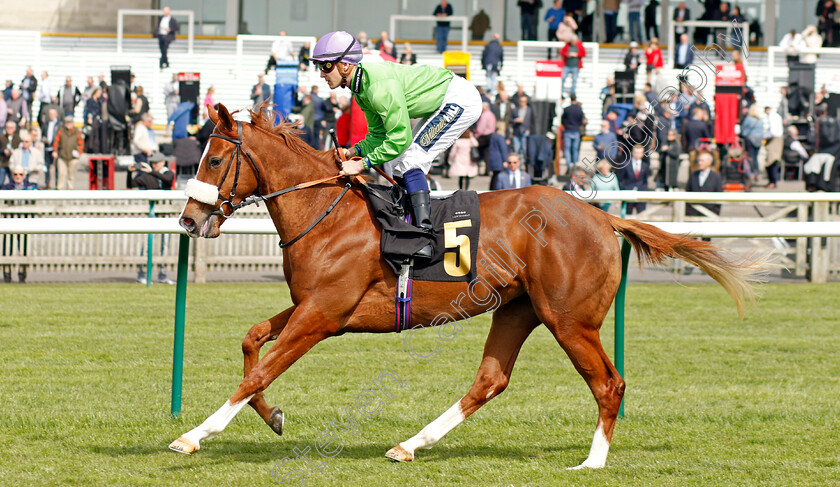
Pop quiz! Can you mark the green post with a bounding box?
[615,238,632,418]
[146,201,155,288]
[171,234,190,418]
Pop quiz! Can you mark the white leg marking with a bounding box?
[181,394,255,448]
[568,423,610,470]
[400,399,466,456]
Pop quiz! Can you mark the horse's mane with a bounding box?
[241,102,335,165]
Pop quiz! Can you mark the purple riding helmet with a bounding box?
[310,31,364,65]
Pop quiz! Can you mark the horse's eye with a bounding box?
[208,156,222,168]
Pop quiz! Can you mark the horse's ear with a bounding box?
[207,104,220,125]
[215,103,234,133]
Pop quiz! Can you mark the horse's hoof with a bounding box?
[385,445,413,462]
[268,407,285,436]
[169,436,199,454]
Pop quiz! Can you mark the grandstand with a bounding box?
[6,30,838,137]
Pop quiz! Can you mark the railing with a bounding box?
[117,9,195,55]
[389,15,469,53]
[765,46,840,95]
[1,190,838,282]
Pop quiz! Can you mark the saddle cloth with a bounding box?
[362,183,480,282]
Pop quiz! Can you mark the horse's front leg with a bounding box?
[242,306,295,436]
[169,304,338,454]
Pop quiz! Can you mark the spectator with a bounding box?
[510,95,534,157]
[711,1,731,45]
[310,85,329,149]
[298,41,311,70]
[157,6,179,69]
[493,89,514,136]
[448,130,479,190]
[251,73,272,106]
[41,108,60,187]
[53,115,83,190]
[604,0,620,43]
[266,31,295,73]
[0,96,5,128]
[434,0,453,54]
[517,0,540,41]
[474,101,497,161]
[817,0,837,47]
[563,0,585,23]
[593,120,618,162]
[779,29,805,65]
[563,165,591,196]
[645,0,659,41]
[686,151,723,217]
[322,91,339,149]
[763,106,784,188]
[0,120,20,185]
[740,104,764,178]
[400,42,417,65]
[487,121,509,190]
[164,73,180,121]
[627,0,644,44]
[56,77,82,118]
[470,9,491,41]
[482,33,504,96]
[644,38,664,83]
[134,155,176,285]
[1,165,37,283]
[493,152,531,189]
[83,87,103,126]
[657,128,682,190]
[674,33,695,69]
[729,5,747,49]
[202,86,216,122]
[804,106,840,191]
[591,159,620,211]
[357,31,373,49]
[10,131,45,188]
[20,67,37,127]
[555,12,578,43]
[3,80,12,102]
[375,31,398,59]
[673,1,691,40]
[619,145,650,214]
[6,88,28,125]
[801,25,823,64]
[131,113,157,170]
[289,113,319,150]
[561,93,586,169]
[81,76,96,104]
[36,71,53,128]
[129,86,150,125]
[782,125,809,179]
[544,1,565,58]
[624,41,641,74]
[560,34,585,98]
[682,107,711,155]
[643,82,657,105]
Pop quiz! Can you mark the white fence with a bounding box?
[1,190,839,282]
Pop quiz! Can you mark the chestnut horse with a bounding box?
[171,104,762,468]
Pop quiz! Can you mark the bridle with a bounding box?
[199,119,351,248]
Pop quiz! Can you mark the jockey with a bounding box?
[310,30,482,258]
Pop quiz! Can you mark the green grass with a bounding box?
[1,282,839,486]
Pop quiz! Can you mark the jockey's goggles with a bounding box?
[315,60,339,73]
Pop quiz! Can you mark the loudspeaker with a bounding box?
[110,66,131,87]
[179,80,200,125]
[788,62,816,93]
[614,70,635,105]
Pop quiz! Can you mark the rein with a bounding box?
[205,120,352,248]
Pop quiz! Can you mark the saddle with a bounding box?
[361,183,480,283]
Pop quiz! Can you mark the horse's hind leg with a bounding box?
[242,307,295,436]
[547,322,625,469]
[386,295,540,462]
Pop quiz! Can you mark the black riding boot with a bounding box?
[409,190,434,258]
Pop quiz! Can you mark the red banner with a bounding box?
[535,59,564,77]
[177,72,201,82]
[715,64,745,87]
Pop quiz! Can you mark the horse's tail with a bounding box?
[606,213,768,318]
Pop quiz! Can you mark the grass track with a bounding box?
[1,283,838,486]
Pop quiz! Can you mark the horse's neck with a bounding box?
[258,137,343,246]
